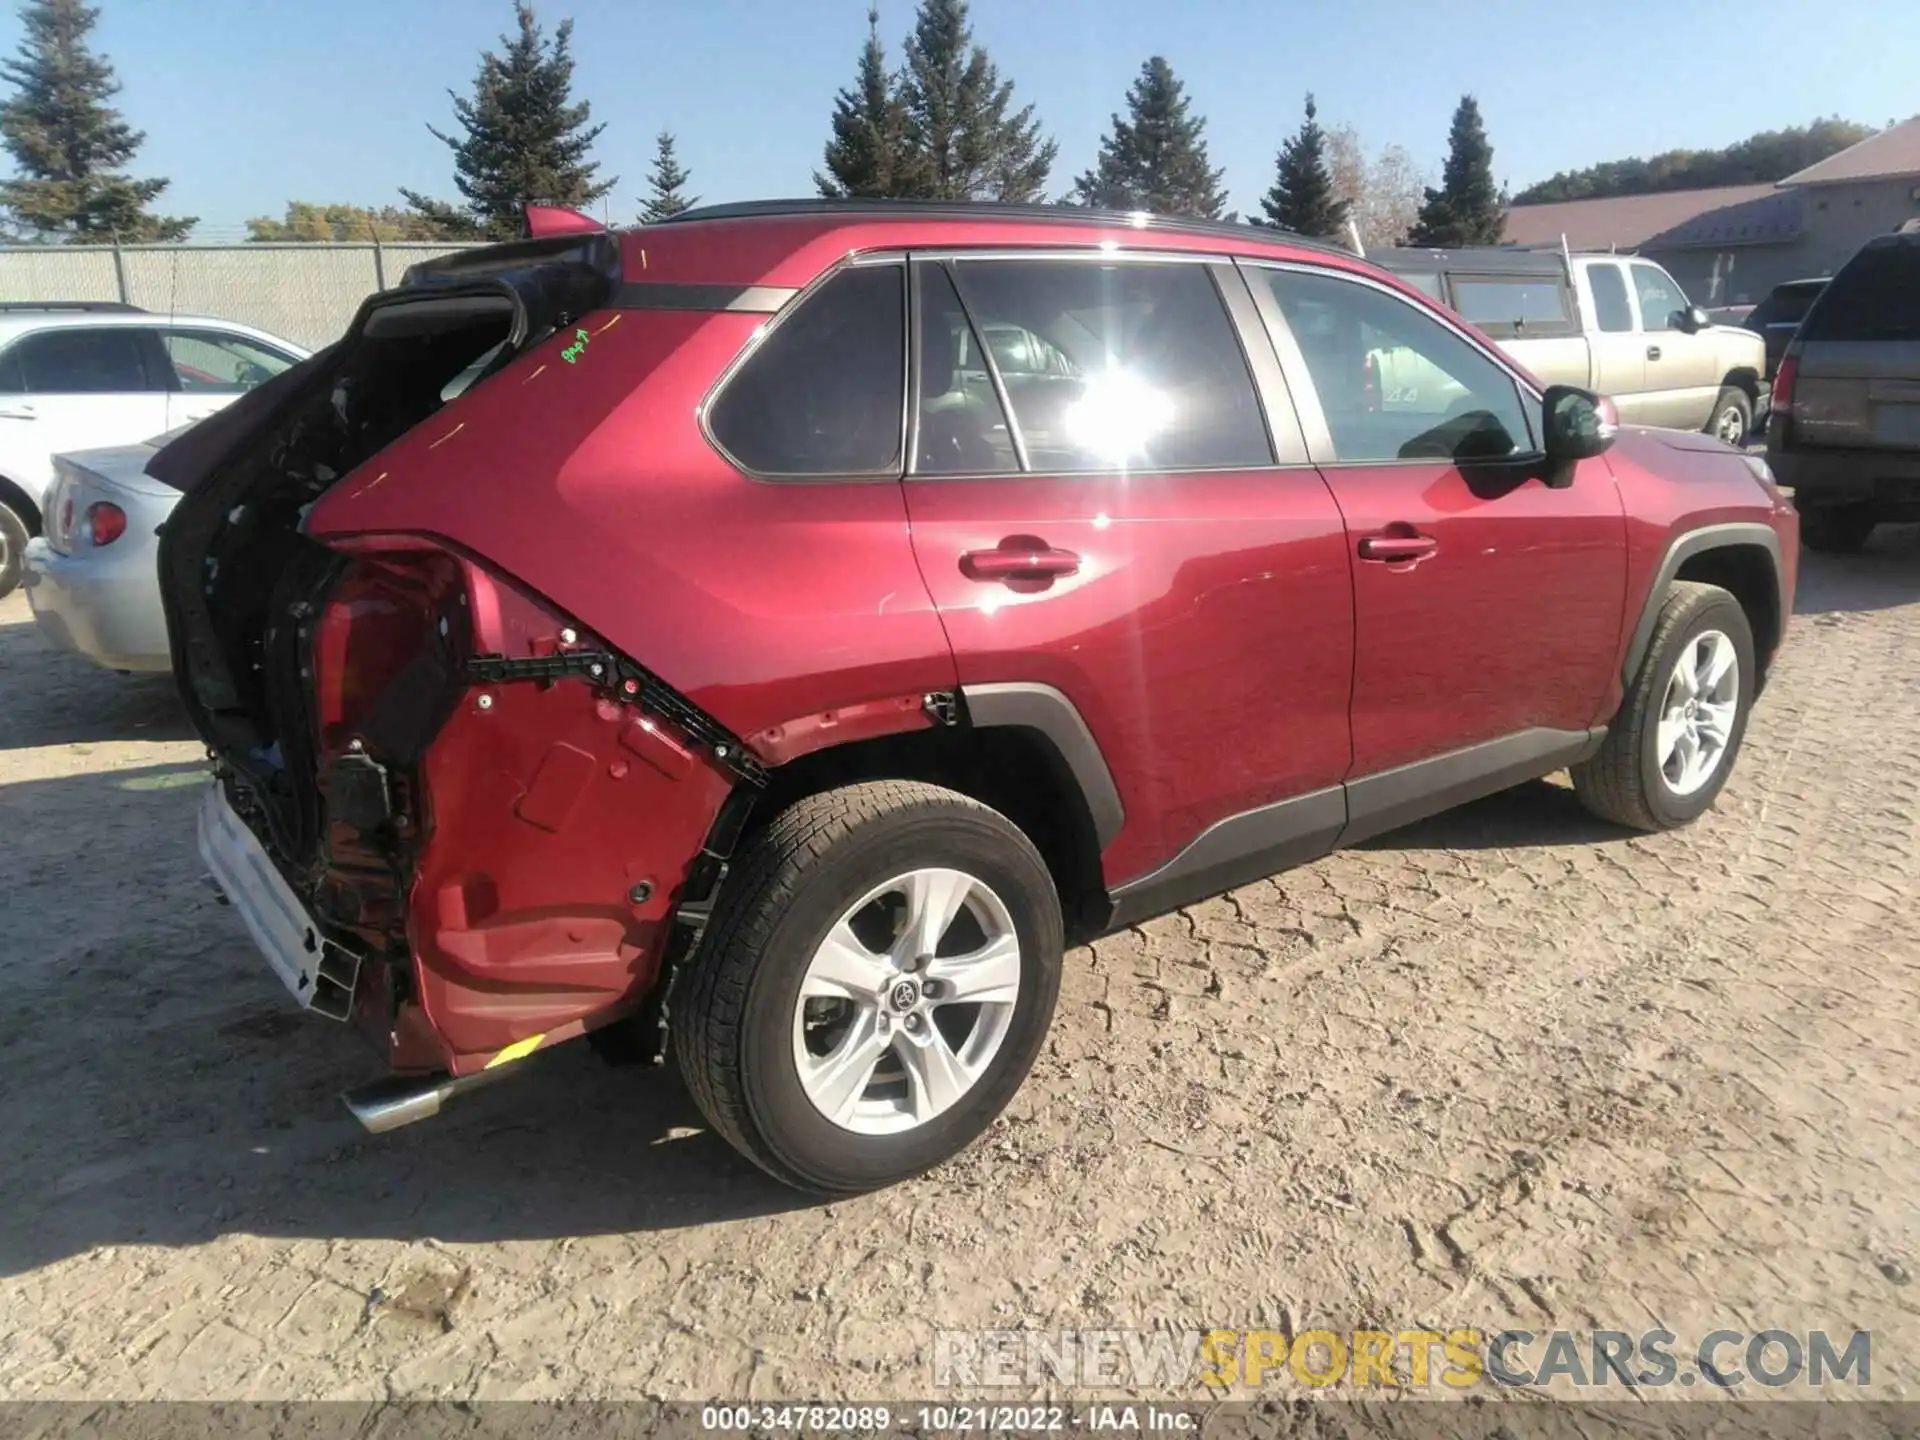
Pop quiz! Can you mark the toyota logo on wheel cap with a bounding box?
[888,979,920,1012]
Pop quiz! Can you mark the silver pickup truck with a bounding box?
[1373,245,1769,443]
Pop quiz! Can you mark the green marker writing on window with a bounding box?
[561,327,590,364]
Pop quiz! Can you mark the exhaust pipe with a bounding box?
[341,1068,508,1134]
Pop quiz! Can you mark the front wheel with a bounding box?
[1706,386,1752,446]
[675,780,1063,1195]
[1573,580,1755,831]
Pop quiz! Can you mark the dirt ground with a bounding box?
[2,531,1918,1405]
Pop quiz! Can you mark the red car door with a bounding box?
[902,255,1354,900]
[1242,263,1626,812]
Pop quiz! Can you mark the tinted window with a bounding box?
[1745,281,1826,334]
[1799,244,1920,341]
[1631,263,1687,332]
[1262,268,1531,464]
[1588,264,1633,333]
[164,330,298,393]
[916,264,1018,475]
[6,327,153,393]
[707,265,905,476]
[948,259,1270,471]
[1451,277,1571,333]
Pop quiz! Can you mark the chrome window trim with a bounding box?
[1237,256,1547,470]
[942,259,1032,472]
[697,252,910,485]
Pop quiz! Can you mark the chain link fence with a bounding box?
[0,242,485,350]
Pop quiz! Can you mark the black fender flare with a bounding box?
[1621,521,1783,686]
[960,681,1124,848]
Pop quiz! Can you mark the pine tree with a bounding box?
[898,0,1055,202]
[816,6,923,198]
[0,0,192,241]
[639,131,697,223]
[1407,94,1505,247]
[1071,56,1226,218]
[401,3,614,240]
[1260,94,1349,238]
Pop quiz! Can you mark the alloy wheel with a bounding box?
[1713,403,1747,445]
[1657,629,1739,796]
[791,867,1021,1136]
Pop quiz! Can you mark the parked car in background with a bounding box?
[1742,277,1829,380]
[0,303,306,598]
[1373,246,1769,445]
[161,201,1795,1195]
[21,427,187,671]
[1768,232,1920,551]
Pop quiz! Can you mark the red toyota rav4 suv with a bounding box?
[156,201,1796,1194]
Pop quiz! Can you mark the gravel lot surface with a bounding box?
[2,530,1917,1403]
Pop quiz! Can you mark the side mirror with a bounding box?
[1675,305,1710,333]
[1540,385,1618,486]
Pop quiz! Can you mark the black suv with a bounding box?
[1768,232,1920,553]
[1742,277,1827,380]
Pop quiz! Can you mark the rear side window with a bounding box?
[1400,272,1443,303]
[1449,276,1572,337]
[1587,264,1633,333]
[707,264,905,477]
[3,327,155,393]
[1799,244,1920,341]
[948,258,1270,472]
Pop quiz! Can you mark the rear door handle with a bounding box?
[1357,534,1438,563]
[960,542,1081,582]
[1646,345,1662,361]
[0,404,36,420]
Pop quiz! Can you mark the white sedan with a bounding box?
[0,304,307,597]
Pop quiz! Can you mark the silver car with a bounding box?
[22,427,185,671]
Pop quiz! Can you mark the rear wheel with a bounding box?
[1798,503,1877,555]
[0,501,27,599]
[1706,386,1752,446]
[675,780,1063,1194]
[1573,581,1755,831]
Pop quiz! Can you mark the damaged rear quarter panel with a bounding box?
[414,676,733,1070]
[303,301,956,1071]
[304,304,958,741]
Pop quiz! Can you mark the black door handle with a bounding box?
[1646,345,1662,361]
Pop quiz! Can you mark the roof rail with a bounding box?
[656,197,1352,257]
[0,300,146,313]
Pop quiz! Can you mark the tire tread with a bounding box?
[675,779,1005,1192]
[1573,579,1743,831]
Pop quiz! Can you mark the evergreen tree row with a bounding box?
[3,0,1861,252]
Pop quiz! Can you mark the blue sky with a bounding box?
[7,0,1914,238]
